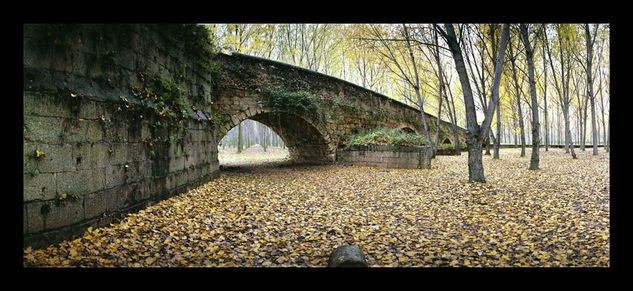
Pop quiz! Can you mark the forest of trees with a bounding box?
[207,23,610,182]
[23,23,612,268]
[220,120,285,152]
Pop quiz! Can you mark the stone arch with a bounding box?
[442,138,452,145]
[400,127,416,134]
[395,123,420,135]
[217,109,335,163]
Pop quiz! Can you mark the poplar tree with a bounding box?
[437,23,510,183]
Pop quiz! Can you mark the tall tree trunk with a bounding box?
[485,136,491,155]
[237,122,243,153]
[564,106,577,158]
[585,24,599,155]
[484,27,493,157]
[606,115,610,152]
[384,24,434,157]
[442,69,462,155]
[262,125,268,152]
[558,111,562,147]
[584,102,589,148]
[598,67,607,151]
[512,110,518,147]
[440,23,509,183]
[463,27,491,156]
[493,99,501,159]
[543,24,575,159]
[542,37,549,151]
[433,28,444,154]
[577,98,584,149]
[442,24,485,182]
[509,40,526,157]
[564,109,570,152]
[517,95,526,157]
[520,24,540,170]
[579,96,586,151]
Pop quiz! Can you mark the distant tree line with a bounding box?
[219,119,285,153]
[206,23,610,183]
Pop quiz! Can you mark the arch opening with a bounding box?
[218,119,289,167]
[217,112,332,168]
[400,127,416,134]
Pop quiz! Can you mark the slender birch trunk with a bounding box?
[402,25,434,157]
[585,24,599,155]
[433,28,444,154]
[543,41,549,151]
[520,24,540,170]
[509,40,526,157]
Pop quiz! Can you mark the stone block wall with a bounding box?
[23,24,220,248]
[336,145,432,169]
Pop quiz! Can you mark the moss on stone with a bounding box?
[266,86,325,123]
[344,127,428,148]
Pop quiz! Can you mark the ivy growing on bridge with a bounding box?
[344,127,429,148]
[266,86,325,124]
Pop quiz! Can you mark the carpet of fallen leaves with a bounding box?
[23,148,609,267]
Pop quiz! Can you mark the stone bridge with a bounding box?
[214,52,464,163]
[23,24,465,247]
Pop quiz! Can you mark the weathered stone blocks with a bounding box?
[56,168,106,196]
[23,172,57,202]
[25,202,45,234]
[105,164,126,189]
[336,145,432,169]
[24,116,64,144]
[25,143,75,173]
[83,191,108,219]
[43,199,85,230]
[23,93,73,118]
[107,143,128,166]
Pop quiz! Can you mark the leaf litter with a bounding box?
[23,148,609,267]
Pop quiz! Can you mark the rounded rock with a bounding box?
[327,245,368,267]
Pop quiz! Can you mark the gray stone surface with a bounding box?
[103,187,125,213]
[327,245,368,267]
[336,145,432,169]
[23,172,57,202]
[23,116,64,144]
[23,93,73,118]
[43,199,85,230]
[24,202,45,234]
[107,143,128,166]
[83,191,108,219]
[105,164,126,189]
[35,143,75,172]
[56,168,105,196]
[78,100,101,119]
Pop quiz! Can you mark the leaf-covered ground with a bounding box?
[24,148,609,267]
[218,144,289,167]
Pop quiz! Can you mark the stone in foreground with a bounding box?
[327,245,368,267]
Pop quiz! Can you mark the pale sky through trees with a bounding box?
[207,23,609,147]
